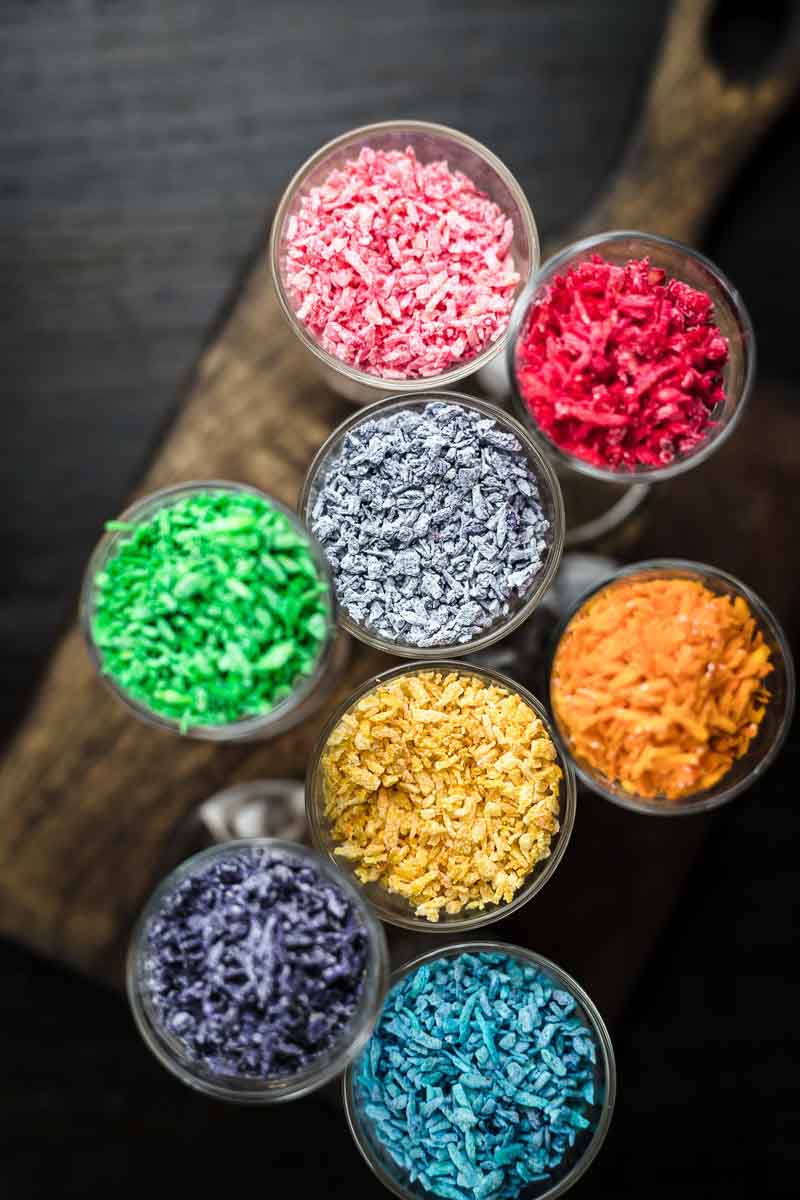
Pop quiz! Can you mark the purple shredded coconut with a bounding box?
[143,846,369,1079]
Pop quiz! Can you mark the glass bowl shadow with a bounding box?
[298,392,565,659]
[127,838,389,1103]
[269,120,540,406]
[306,659,576,931]
[508,230,755,484]
[548,559,795,816]
[343,940,616,1200]
[80,480,342,742]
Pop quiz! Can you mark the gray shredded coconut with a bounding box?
[310,403,550,647]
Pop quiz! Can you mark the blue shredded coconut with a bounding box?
[143,846,368,1079]
[355,951,602,1199]
[311,403,550,647]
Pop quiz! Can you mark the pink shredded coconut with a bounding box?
[283,146,519,379]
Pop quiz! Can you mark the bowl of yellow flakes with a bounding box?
[306,660,575,930]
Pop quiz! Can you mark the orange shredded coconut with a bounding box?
[550,575,773,801]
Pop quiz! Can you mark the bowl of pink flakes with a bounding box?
[270,120,540,405]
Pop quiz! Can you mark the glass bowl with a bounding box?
[549,559,795,816]
[298,392,565,659]
[306,660,576,931]
[270,120,540,405]
[343,940,616,1200]
[80,480,342,741]
[127,838,389,1103]
[508,231,755,484]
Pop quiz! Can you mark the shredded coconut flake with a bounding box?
[514,254,729,470]
[283,146,519,378]
[321,670,562,921]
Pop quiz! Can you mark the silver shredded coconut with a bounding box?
[310,403,550,647]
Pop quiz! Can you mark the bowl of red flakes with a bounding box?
[270,121,539,405]
[508,230,755,482]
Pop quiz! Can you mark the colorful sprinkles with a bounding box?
[142,845,370,1080]
[354,950,603,1200]
[320,669,562,921]
[515,254,729,470]
[284,145,519,379]
[90,488,330,730]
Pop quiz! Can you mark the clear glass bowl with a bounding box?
[298,392,565,658]
[127,838,389,1103]
[306,660,576,931]
[508,231,755,484]
[80,480,342,742]
[549,559,795,816]
[343,940,616,1200]
[270,120,540,405]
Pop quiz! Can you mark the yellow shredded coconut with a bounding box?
[320,670,562,921]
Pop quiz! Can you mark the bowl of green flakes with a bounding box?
[80,480,341,740]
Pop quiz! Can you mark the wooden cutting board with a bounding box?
[1,0,798,1020]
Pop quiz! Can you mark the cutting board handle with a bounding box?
[577,0,800,243]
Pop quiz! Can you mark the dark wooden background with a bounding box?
[2,1,798,1196]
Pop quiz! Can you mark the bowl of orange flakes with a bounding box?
[549,560,794,815]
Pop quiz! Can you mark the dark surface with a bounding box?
[2,1,798,1196]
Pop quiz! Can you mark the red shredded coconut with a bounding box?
[283,146,518,379]
[515,254,729,470]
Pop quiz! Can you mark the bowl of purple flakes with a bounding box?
[127,838,389,1103]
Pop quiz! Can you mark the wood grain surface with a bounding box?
[1,0,798,1019]
[574,0,800,243]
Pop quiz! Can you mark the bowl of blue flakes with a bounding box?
[344,941,616,1200]
[298,392,565,658]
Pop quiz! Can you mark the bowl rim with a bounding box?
[298,390,566,658]
[80,479,339,741]
[342,938,617,1200]
[548,557,796,815]
[269,118,540,392]
[126,837,389,1104]
[305,657,577,930]
[507,228,757,485]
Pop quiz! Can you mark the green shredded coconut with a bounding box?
[91,489,332,730]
